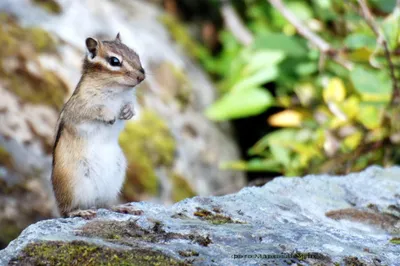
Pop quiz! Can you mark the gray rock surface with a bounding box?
[1,166,399,265]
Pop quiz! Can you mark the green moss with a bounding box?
[170,173,196,202]
[159,15,210,60]
[0,13,67,110]
[343,256,367,266]
[178,250,199,257]
[0,146,13,169]
[0,220,21,249]
[78,219,212,247]
[119,110,176,200]
[390,237,400,244]
[193,207,245,225]
[9,240,185,266]
[28,27,57,52]
[0,14,56,55]
[32,0,62,14]
[9,68,68,110]
[157,62,192,109]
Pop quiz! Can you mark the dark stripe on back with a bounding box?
[52,120,64,166]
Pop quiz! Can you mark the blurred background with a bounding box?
[0,0,399,249]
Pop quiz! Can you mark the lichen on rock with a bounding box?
[159,14,210,63]
[8,240,184,266]
[170,172,196,202]
[0,13,68,110]
[193,207,244,225]
[153,62,193,110]
[119,110,176,200]
[78,219,212,247]
[1,167,400,265]
[32,0,62,14]
[0,146,13,170]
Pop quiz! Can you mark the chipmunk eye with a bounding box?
[109,57,121,67]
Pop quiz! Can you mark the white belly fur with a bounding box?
[72,89,133,209]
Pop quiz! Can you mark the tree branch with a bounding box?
[357,0,399,106]
[267,0,353,70]
[220,1,253,46]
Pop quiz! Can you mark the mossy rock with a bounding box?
[343,256,367,266]
[9,240,186,266]
[159,15,210,61]
[0,14,57,55]
[0,219,21,249]
[170,172,196,202]
[119,110,176,200]
[78,219,212,247]
[154,62,193,109]
[193,207,245,225]
[390,237,400,244]
[0,13,67,110]
[32,0,62,14]
[0,146,13,170]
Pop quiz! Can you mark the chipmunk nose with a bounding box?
[137,74,145,83]
[137,68,145,83]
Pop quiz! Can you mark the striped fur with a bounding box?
[51,34,144,217]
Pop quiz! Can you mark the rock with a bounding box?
[0,0,244,246]
[1,166,399,265]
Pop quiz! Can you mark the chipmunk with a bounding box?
[51,33,145,218]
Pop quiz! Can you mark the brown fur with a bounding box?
[52,125,78,216]
[51,34,144,217]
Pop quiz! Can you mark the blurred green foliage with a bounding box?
[193,0,400,176]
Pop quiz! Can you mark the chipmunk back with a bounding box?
[51,33,145,217]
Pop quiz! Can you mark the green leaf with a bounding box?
[356,104,382,129]
[350,66,392,102]
[249,129,297,155]
[253,33,308,57]
[287,1,313,21]
[371,0,396,13]
[243,50,285,75]
[381,8,400,50]
[295,62,318,76]
[344,33,376,49]
[270,144,291,167]
[205,88,274,121]
[232,66,279,92]
[220,159,281,172]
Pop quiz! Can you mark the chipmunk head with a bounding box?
[82,33,145,88]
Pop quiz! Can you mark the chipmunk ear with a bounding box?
[85,37,99,58]
[115,32,122,43]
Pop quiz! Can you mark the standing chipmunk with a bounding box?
[52,33,145,218]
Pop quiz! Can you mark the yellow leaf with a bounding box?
[356,105,382,129]
[348,47,373,62]
[323,77,346,103]
[343,131,363,151]
[339,96,360,120]
[329,116,348,129]
[366,128,388,143]
[294,82,315,106]
[276,95,292,108]
[268,110,303,127]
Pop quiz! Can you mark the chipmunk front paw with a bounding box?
[111,205,143,216]
[99,106,116,125]
[105,117,116,125]
[119,103,135,120]
[68,209,97,220]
